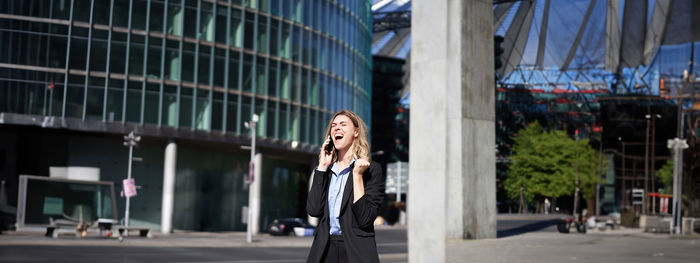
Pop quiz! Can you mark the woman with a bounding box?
[306,110,385,263]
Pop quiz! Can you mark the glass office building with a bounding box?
[0,0,372,142]
[0,0,372,231]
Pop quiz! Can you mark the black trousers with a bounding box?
[322,235,348,263]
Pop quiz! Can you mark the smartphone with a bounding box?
[325,138,334,154]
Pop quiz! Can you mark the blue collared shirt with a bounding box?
[327,158,355,235]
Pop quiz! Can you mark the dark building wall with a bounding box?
[371,56,408,167]
[260,157,310,231]
[1,124,313,231]
[370,56,408,224]
[0,129,18,208]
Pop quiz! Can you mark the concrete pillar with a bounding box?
[251,153,262,234]
[161,140,177,234]
[408,0,496,262]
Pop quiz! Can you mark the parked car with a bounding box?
[267,218,315,236]
[0,204,16,234]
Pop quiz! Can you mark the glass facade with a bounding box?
[0,0,372,146]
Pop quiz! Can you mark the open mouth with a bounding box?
[334,134,344,142]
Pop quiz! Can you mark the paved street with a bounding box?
[0,228,407,263]
[1,215,698,262]
[495,214,559,238]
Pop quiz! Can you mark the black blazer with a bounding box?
[306,161,385,263]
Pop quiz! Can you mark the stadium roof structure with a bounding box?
[372,0,700,97]
[372,0,412,59]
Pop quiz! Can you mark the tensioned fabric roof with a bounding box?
[373,0,699,81]
[372,0,412,59]
[495,0,699,78]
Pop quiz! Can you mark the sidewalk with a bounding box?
[446,228,700,263]
[0,230,314,248]
[0,223,413,247]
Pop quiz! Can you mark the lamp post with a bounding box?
[244,114,258,243]
[668,138,689,234]
[621,138,627,208]
[573,131,581,220]
[644,114,651,214]
[643,113,663,214]
[669,70,691,234]
[651,114,661,214]
[122,131,141,229]
[596,132,603,217]
[573,150,580,220]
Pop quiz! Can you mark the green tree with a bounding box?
[655,159,674,194]
[505,122,605,206]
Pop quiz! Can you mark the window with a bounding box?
[213,48,227,87]
[125,81,142,123]
[113,0,132,28]
[85,77,105,120]
[211,89,224,131]
[266,101,276,138]
[242,53,254,92]
[232,8,244,48]
[146,38,162,78]
[161,84,178,126]
[269,19,279,57]
[257,16,268,53]
[291,25,300,62]
[256,56,266,94]
[105,79,124,122]
[148,1,164,32]
[181,49,195,82]
[197,47,211,84]
[143,83,159,124]
[131,0,149,30]
[128,36,145,75]
[255,98,266,136]
[64,75,84,118]
[179,80,193,128]
[268,60,278,97]
[270,0,280,16]
[281,23,291,59]
[280,62,290,100]
[183,6,198,38]
[244,12,255,50]
[167,3,183,36]
[225,93,239,133]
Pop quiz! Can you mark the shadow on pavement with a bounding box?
[497,219,558,238]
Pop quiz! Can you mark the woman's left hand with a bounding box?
[352,158,370,203]
[353,158,370,176]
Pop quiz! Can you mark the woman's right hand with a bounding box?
[317,136,333,171]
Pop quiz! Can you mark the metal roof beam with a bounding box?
[373,11,411,32]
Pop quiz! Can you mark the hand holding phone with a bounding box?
[318,136,333,171]
[324,137,335,154]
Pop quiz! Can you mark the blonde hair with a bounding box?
[320,110,371,163]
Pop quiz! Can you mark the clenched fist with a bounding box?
[353,158,370,176]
